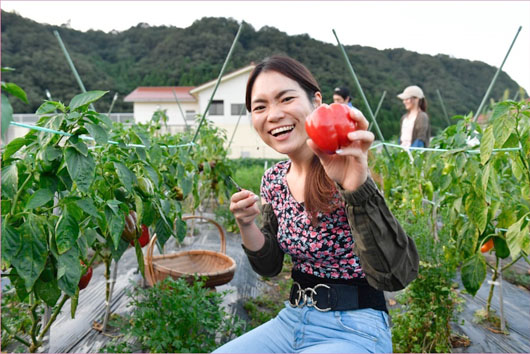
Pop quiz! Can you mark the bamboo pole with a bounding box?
[53,30,96,111]
[228,104,247,150]
[436,89,451,126]
[107,92,118,115]
[102,259,119,332]
[332,29,391,159]
[172,88,189,130]
[473,26,522,122]
[188,22,244,152]
[498,258,506,332]
[368,90,386,132]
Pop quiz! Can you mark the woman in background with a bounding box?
[397,85,431,148]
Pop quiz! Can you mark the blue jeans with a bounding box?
[214,302,392,353]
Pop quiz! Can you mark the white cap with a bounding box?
[397,85,424,100]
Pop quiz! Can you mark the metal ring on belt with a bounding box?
[288,281,333,312]
[288,281,365,312]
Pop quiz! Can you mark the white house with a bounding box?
[124,64,285,160]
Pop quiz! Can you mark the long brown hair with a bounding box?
[419,97,428,112]
[245,55,337,222]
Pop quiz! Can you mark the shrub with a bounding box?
[101,276,246,353]
[390,208,464,353]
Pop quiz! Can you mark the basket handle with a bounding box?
[145,216,227,283]
[145,232,158,286]
[181,215,227,254]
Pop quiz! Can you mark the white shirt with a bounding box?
[400,113,417,147]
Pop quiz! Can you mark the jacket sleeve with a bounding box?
[241,203,284,277]
[413,112,431,147]
[338,177,419,291]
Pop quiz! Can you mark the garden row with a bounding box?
[368,98,530,352]
[1,90,237,353]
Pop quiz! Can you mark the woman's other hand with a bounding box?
[307,108,374,191]
[229,190,260,227]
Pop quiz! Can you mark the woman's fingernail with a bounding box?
[253,195,259,201]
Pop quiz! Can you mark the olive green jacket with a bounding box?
[242,177,419,292]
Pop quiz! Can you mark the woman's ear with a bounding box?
[313,92,323,107]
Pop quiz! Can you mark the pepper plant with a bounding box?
[0,91,193,351]
[370,98,530,328]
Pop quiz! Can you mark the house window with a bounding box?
[231,103,246,116]
[185,110,196,120]
[210,100,224,115]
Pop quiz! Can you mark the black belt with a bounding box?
[288,278,387,312]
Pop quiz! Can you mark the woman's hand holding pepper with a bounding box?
[307,108,374,191]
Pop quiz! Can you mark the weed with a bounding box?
[100,276,246,353]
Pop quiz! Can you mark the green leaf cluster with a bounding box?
[389,210,462,353]
[101,276,247,353]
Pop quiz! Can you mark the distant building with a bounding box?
[124,64,285,159]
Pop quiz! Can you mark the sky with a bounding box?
[2,1,530,95]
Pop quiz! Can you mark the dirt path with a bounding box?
[450,271,530,353]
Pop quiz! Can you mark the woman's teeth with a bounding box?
[271,125,294,137]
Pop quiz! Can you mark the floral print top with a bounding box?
[260,160,365,280]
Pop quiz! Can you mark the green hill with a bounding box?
[1,11,525,138]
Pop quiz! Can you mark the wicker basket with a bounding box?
[144,215,236,288]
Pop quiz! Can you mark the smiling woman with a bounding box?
[214,55,419,354]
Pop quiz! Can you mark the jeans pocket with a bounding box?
[335,310,379,342]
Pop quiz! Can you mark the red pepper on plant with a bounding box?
[78,261,93,290]
[481,238,494,253]
[130,224,150,248]
[121,210,138,243]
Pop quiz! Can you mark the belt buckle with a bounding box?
[289,282,332,312]
[289,282,303,308]
[311,284,332,312]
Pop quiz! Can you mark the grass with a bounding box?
[243,256,293,329]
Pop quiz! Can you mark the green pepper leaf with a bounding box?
[57,247,81,297]
[465,191,488,234]
[134,240,145,277]
[76,198,100,218]
[461,253,487,296]
[1,223,21,267]
[69,90,108,110]
[11,215,48,291]
[55,212,80,255]
[85,122,108,144]
[106,206,125,250]
[480,125,494,165]
[2,137,28,160]
[2,82,28,103]
[34,277,61,307]
[114,162,137,193]
[26,189,55,210]
[65,147,95,193]
[1,164,18,199]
